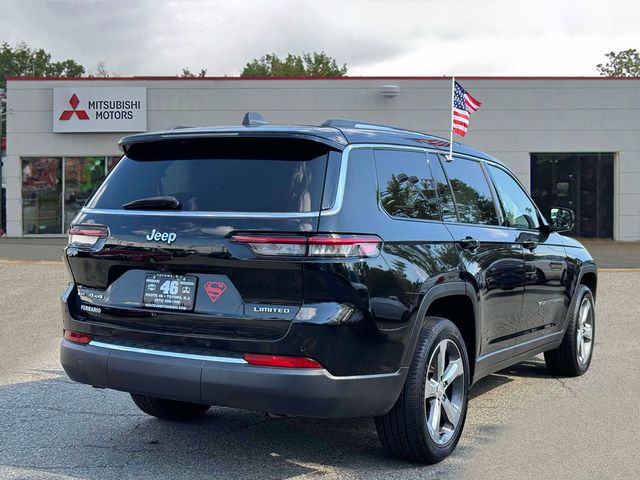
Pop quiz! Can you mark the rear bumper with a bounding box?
[60,339,407,418]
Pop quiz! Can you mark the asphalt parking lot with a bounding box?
[1,263,639,480]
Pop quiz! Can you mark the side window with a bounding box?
[374,150,440,221]
[488,165,540,229]
[427,155,458,222]
[442,157,499,225]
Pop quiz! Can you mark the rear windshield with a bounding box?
[87,138,330,213]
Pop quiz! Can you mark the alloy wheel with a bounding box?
[576,297,594,365]
[424,339,465,445]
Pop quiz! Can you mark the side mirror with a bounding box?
[549,207,575,233]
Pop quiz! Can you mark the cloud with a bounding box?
[0,0,638,77]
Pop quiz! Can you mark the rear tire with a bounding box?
[544,285,595,377]
[375,316,469,464]
[130,394,211,420]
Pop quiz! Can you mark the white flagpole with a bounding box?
[447,76,455,161]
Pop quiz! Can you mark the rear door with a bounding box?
[436,156,526,365]
[66,136,337,341]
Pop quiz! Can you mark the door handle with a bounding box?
[521,240,538,250]
[457,236,480,251]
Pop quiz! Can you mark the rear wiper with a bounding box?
[122,196,182,210]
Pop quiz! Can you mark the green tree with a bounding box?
[180,67,207,78]
[596,49,640,76]
[0,41,85,90]
[240,52,347,77]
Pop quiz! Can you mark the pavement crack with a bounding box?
[554,377,578,397]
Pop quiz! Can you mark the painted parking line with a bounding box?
[0,259,64,266]
[599,268,640,272]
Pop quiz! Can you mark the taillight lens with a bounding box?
[308,235,381,258]
[68,225,109,247]
[244,353,323,369]
[230,235,307,256]
[64,330,92,345]
[230,234,381,258]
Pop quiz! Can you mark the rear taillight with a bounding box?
[64,330,92,345]
[244,353,323,369]
[230,234,381,258]
[230,235,307,256]
[68,225,109,247]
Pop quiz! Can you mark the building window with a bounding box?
[21,156,118,235]
[107,156,121,173]
[63,157,108,231]
[22,157,63,234]
[531,153,614,238]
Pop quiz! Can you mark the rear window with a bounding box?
[87,138,330,213]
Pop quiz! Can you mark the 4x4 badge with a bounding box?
[204,281,227,303]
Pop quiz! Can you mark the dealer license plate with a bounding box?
[143,274,197,311]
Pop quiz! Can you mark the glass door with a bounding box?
[530,153,614,238]
[22,157,63,234]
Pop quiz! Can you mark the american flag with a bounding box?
[452,81,481,137]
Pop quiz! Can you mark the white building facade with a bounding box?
[3,76,639,240]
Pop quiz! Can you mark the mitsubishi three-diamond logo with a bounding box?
[59,93,90,121]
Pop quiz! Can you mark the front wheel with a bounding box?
[544,285,595,376]
[375,316,469,464]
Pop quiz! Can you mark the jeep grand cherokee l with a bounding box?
[61,114,597,463]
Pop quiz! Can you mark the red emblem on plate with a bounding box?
[204,281,227,303]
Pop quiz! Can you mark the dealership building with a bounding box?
[2,76,639,240]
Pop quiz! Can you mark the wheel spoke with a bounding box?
[437,343,446,380]
[441,397,461,428]
[424,379,438,399]
[442,358,463,386]
[580,301,590,324]
[427,398,441,440]
[583,324,593,342]
[577,335,584,361]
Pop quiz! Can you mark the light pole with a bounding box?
[0,88,6,235]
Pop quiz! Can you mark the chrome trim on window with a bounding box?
[80,208,320,219]
[319,143,490,217]
[88,340,248,364]
[81,143,490,220]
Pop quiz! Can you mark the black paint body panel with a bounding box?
[61,130,597,417]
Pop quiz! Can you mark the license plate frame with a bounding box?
[143,273,197,311]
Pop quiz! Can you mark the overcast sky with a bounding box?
[1,0,638,77]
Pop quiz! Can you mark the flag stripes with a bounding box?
[451,81,481,137]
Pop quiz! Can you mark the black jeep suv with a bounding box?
[61,115,597,463]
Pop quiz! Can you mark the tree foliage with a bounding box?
[0,41,85,90]
[180,68,207,78]
[93,61,110,78]
[596,49,640,76]
[240,52,347,77]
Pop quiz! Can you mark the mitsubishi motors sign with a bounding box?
[53,87,147,133]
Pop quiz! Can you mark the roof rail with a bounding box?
[321,118,417,134]
[242,112,267,126]
[167,125,192,130]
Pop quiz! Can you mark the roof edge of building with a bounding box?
[6,75,640,82]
